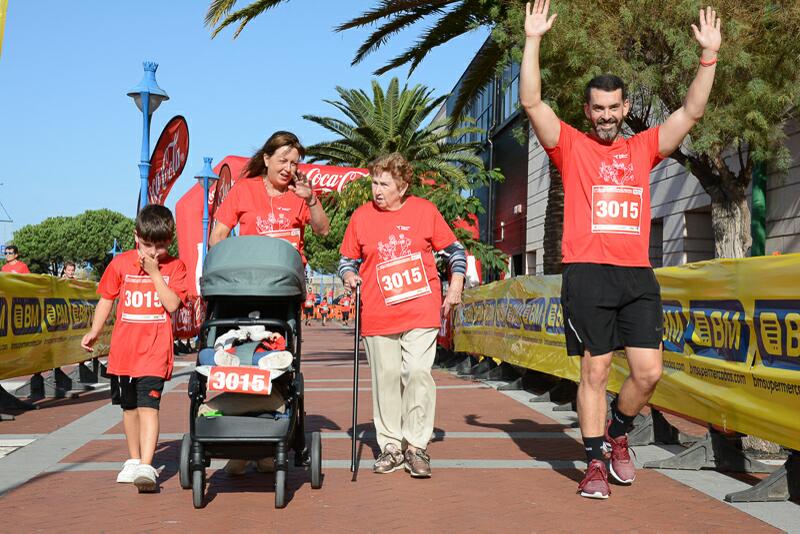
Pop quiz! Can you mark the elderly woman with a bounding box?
[210,130,329,260]
[338,152,466,478]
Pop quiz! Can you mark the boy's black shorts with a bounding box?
[561,263,663,356]
[303,308,313,318]
[341,311,350,320]
[110,375,165,410]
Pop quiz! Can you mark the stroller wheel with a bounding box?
[275,469,286,508]
[192,469,205,509]
[179,434,191,490]
[311,431,322,489]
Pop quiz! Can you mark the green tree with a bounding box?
[12,209,135,277]
[300,77,505,274]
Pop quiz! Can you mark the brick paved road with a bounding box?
[0,324,793,532]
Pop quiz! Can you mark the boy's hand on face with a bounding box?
[139,249,160,276]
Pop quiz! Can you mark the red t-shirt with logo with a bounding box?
[98,250,189,379]
[2,261,30,273]
[303,294,315,309]
[544,121,664,267]
[340,196,457,336]
[339,297,351,312]
[214,178,311,263]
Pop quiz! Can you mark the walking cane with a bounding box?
[350,282,362,473]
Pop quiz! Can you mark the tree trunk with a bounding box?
[710,186,751,259]
[542,161,564,275]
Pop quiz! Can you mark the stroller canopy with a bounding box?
[200,236,306,298]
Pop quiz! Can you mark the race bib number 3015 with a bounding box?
[376,252,432,306]
[121,274,167,323]
[591,185,643,235]
[208,366,272,395]
[263,228,301,250]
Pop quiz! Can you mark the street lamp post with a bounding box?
[109,238,121,258]
[195,157,219,265]
[127,61,169,209]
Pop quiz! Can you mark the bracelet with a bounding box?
[307,196,318,208]
[700,56,718,67]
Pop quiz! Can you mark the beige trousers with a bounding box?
[363,328,438,451]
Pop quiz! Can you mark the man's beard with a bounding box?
[592,118,622,142]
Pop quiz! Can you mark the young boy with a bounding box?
[82,204,188,493]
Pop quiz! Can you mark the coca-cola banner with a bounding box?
[210,163,233,221]
[148,115,189,205]
[298,163,368,194]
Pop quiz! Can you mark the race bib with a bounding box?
[591,185,643,235]
[120,275,167,323]
[376,252,432,306]
[263,228,302,249]
[207,366,272,395]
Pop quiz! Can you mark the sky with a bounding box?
[0,0,490,244]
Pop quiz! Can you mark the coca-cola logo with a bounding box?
[149,132,186,202]
[303,166,368,194]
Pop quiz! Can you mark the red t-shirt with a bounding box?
[303,295,315,309]
[340,196,457,336]
[544,121,664,267]
[2,261,30,273]
[98,250,189,379]
[339,297,351,312]
[214,178,311,263]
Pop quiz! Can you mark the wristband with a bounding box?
[307,196,318,208]
[700,56,717,67]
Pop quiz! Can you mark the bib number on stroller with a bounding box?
[376,252,432,306]
[208,366,273,395]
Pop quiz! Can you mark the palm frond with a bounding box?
[209,0,290,39]
[447,38,503,129]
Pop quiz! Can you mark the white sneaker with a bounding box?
[258,350,293,371]
[133,464,158,493]
[116,459,140,483]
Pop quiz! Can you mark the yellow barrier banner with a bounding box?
[0,273,112,380]
[453,254,800,451]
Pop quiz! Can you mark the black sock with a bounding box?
[608,400,636,439]
[583,435,607,463]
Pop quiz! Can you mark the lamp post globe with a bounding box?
[127,61,169,210]
[194,157,219,264]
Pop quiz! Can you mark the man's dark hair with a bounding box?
[135,204,175,243]
[585,74,627,104]
[5,245,18,254]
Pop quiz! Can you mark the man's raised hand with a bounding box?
[525,0,557,38]
[691,6,722,53]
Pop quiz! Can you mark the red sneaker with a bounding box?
[605,422,636,484]
[578,459,610,499]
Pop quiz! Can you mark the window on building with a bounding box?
[684,208,714,264]
[649,218,663,268]
[526,250,538,275]
[511,253,524,277]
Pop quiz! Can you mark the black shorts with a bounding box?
[303,308,313,318]
[561,263,663,356]
[341,311,350,320]
[110,375,165,410]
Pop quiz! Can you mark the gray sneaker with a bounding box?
[373,444,404,474]
[404,448,432,478]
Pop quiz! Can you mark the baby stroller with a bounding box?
[178,236,322,509]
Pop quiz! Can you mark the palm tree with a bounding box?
[297,77,505,274]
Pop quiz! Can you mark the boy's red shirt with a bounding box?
[98,250,189,379]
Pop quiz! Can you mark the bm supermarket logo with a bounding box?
[460,296,564,335]
[753,300,800,372]
[666,300,749,363]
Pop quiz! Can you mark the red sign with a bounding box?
[208,366,272,395]
[298,163,368,194]
[148,115,189,205]
[209,163,233,223]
